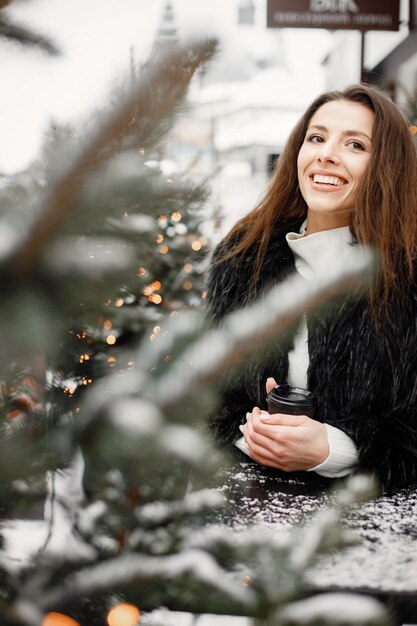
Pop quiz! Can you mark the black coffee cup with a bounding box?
[266,383,316,418]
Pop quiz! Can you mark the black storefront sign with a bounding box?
[267,0,400,31]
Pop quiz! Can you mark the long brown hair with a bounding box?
[220,83,417,312]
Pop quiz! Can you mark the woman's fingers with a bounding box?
[244,408,329,471]
[249,448,283,469]
[265,377,277,394]
[240,423,284,468]
[250,409,305,429]
[242,421,277,450]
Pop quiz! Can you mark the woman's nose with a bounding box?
[316,141,341,164]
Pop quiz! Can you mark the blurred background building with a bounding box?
[159,0,332,236]
[324,0,416,97]
[161,0,417,237]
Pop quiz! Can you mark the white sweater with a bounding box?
[235,222,359,478]
[286,222,358,477]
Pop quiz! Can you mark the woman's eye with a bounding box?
[307,134,324,143]
[348,140,365,151]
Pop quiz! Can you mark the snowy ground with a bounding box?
[213,460,417,594]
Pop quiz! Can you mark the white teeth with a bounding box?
[313,174,345,186]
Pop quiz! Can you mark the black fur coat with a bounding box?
[205,224,417,492]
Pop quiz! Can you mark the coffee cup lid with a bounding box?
[268,384,316,408]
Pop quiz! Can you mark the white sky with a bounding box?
[0,0,335,173]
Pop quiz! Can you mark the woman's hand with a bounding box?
[239,377,329,472]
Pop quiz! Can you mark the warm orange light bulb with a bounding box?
[107,603,140,626]
[42,613,80,626]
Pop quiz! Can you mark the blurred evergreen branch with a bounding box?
[7,476,389,626]
[0,2,59,55]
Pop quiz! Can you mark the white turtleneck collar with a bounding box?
[286,219,356,282]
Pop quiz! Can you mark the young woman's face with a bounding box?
[297,100,374,232]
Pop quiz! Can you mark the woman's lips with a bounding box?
[313,173,346,185]
[309,173,348,191]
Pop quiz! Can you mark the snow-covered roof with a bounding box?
[192,63,324,113]
[215,110,300,151]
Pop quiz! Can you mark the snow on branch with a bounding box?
[275,592,389,626]
[136,490,225,528]
[34,549,255,613]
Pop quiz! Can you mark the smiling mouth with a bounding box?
[311,174,346,187]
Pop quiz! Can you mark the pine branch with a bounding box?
[8,477,377,622]
[7,39,218,280]
[275,592,390,626]
[0,13,59,55]
[135,490,225,529]
[31,550,255,613]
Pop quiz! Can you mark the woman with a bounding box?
[206,83,417,492]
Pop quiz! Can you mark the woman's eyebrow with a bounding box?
[307,124,372,141]
[343,129,372,141]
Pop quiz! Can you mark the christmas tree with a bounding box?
[0,3,390,626]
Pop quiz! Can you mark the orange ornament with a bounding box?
[107,603,140,626]
[42,613,80,626]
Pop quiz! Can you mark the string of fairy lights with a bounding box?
[42,602,140,626]
[62,194,207,403]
